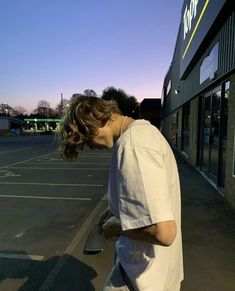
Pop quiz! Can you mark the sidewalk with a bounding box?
[40,153,235,291]
[177,153,235,291]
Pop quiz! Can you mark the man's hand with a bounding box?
[97,208,113,233]
[98,209,177,246]
[102,216,122,240]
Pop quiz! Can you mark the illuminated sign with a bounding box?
[180,0,226,78]
[183,0,199,41]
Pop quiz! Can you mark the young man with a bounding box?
[58,95,183,291]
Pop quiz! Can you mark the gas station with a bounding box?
[24,118,61,133]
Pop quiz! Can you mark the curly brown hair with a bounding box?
[57,95,121,160]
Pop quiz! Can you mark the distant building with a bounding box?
[139,98,161,128]
[0,117,23,135]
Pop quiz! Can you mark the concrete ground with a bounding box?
[178,154,235,291]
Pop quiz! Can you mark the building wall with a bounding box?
[225,73,235,207]
[161,114,172,143]
[0,119,10,130]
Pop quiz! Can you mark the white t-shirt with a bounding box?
[107,120,184,291]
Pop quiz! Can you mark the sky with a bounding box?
[0,0,183,113]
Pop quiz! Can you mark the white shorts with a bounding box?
[103,262,130,291]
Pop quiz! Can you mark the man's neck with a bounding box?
[110,114,135,142]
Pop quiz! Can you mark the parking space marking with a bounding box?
[80,152,111,155]
[0,170,21,178]
[0,146,35,154]
[36,157,63,162]
[35,155,111,161]
[0,253,44,261]
[1,152,57,169]
[25,162,110,165]
[70,155,112,158]
[7,166,109,170]
[0,194,91,201]
[0,182,103,186]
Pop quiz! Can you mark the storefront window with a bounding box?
[200,82,229,187]
[233,129,235,178]
[181,102,190,155]
[222,81,229,183]
[171,112,178,148]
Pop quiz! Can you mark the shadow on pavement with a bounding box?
[0,251,97,291]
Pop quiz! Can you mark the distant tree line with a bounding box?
[0,87,139,119]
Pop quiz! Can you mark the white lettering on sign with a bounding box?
[183,0,199,40]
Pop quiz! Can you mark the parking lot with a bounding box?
[0,135,112,290]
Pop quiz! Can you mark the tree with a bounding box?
[55,98,70,117]
[101,87,139,117]
[33,100,54,117]
[12,106,27,117]
[83,89,97,97]
[70,93,83,102]
[0,103,13,116]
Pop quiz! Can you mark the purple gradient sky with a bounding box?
[0,0,183,113]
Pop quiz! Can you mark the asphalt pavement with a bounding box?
[0,134,113,291]
[39,149,235,291]
[0,135,235,291]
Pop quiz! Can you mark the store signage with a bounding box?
[182,0,208,61]
[180,0,226,79]
[183,0,199,40]
[200,43,218,84]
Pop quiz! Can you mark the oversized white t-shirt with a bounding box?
[107,120,183,291]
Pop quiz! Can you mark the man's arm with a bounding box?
[102,217,177,247]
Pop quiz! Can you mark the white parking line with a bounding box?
[37,155,111,160]
[25,162,110,165]
[0,194,91,201]
[0,253,44,261]
[1,152,57,169]
[75,155,112,157]
[6,167,109,170]
[0,169,21,178]
[0,182,103,186]
[0,146,35,154]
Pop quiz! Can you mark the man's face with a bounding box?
[88,123,114,150]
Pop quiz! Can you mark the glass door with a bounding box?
[201,86,221,184]
[210,89,221,181]
[201,94,211,173]
[220,81,230,187]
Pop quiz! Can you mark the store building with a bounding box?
[161,0,235,206]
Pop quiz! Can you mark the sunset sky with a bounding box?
[0,0,183,113]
